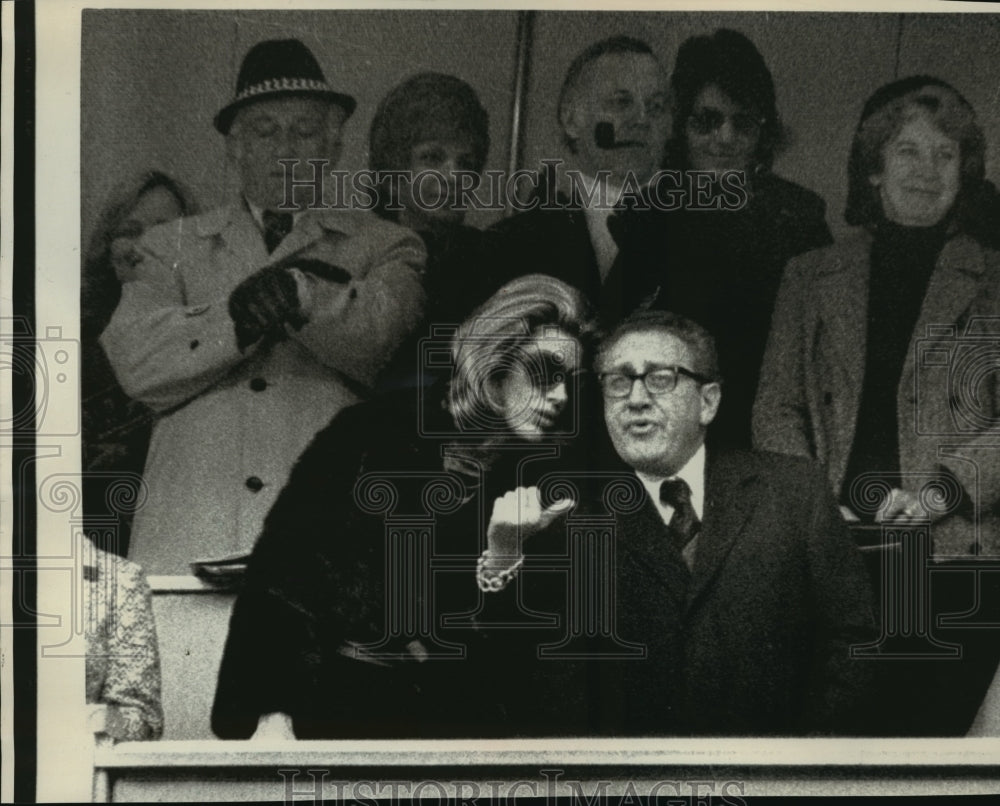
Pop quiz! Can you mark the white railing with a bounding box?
[89,732,1000,802]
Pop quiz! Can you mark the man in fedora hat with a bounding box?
[102,38,427,574]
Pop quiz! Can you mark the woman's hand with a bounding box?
[109,236,143,282]
[875,487,928,524]
[250,711,296,741]
[485,486,574,566]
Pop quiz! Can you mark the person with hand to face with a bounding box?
[82,171,197,555]
[100,39,426,574]
[754,77,1000,735]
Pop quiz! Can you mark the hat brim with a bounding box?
[214,89,357,134]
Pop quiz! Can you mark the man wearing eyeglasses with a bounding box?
[584,308,878,734]
[482,309,878,734]
[101,39,426,573]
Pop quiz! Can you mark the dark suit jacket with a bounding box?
[607,173,833,447]
[506,449,879,736]
[483,198,605,310]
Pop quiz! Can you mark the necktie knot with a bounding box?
[660,478,700,554]
[262,210,294,253]
[660,478,692,509]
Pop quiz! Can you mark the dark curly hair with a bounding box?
[666,28,786,172]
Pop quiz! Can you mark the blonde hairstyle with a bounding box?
[447,274,595,433]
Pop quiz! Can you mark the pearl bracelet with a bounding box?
[476,549,524,592]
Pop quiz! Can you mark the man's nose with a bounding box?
[625,377,654,405]
[627,101,652,130]
[441,161,462,191]
[274,129,314,158]
[270,128,294,154]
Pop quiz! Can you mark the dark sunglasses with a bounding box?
[522,352,582,390]
[687,107,765,139]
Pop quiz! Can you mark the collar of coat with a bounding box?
[191,200,372,240]
[815,228,990,282]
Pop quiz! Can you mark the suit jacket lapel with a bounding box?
[687,451,761,608]
[216,202,270,272]
[216,203,350,270]
[618,497,689,611]
[815,235,870,397]
[898,234,987,390]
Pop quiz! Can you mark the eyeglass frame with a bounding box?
[686,106,766,140]
[597,365,715,399]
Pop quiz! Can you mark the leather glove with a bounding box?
[228,265,307,351]
[273,256,352,285]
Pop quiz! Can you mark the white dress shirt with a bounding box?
[245,196,304,233]
[578,174,624,282]
[635,443,707,569]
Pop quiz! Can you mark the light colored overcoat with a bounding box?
[101,201,426,573]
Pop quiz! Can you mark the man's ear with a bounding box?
[327,135,343,168]
[560,94,585,146]
[326,107,348,167]
[699,382,722,427]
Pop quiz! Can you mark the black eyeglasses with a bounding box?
[598,366,712,398]
[687,107,765,139]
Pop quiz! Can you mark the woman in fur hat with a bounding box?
[369,73,501,389]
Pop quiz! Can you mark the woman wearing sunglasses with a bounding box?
[211,274,598,740]
[610,28,832,450]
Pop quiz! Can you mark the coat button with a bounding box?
[245,476,264,492]
[249,377,267,392]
